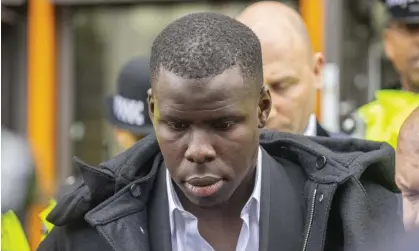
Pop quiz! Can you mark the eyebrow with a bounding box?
[265,75,299,84]
[159,113,246,122]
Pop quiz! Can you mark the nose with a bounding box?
[184,131,216,164]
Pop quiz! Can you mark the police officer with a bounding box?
[39,56,153,241]
[358,0,419,149]
[105,56,154,151]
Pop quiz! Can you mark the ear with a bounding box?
[258,85,271,128]
[384,28,395,61]
[147,88,155,124]
[312,52,325,89]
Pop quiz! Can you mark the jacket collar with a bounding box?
[82,148,306,251]
[48,129,397,228]
[78,153,163,251]
[90,129,396,198]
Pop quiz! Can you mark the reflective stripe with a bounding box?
[39,199,57,240]
[1,211,31,251]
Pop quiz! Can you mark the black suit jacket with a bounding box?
[38,131,402,251]
[39,149,307,251]
[316,122,330,137]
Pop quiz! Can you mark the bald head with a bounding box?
[237,1,312,62]
[396,106,419,231]
[398,106,419,151]
[237,1,323,135]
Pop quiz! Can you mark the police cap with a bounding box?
[383,0,419,24]
[105,56,153,136]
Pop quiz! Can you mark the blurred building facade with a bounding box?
[1,0,396,249]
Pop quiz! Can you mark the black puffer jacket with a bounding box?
[38,130,403,251]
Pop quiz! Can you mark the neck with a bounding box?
[177,166,256,221]
[401,76,419,93]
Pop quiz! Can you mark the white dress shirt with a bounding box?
[303,113,317,137]
[166,147,262,251]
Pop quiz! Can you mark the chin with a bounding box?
[183,187,232,208]
[187,195,228,208]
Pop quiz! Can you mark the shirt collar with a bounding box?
[251,146,262,220]
[303,113,317,137]
[166,147,262,231]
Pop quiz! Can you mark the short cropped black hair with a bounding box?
[150,12,263,86]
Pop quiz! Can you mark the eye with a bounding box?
[167,121,189,131]
[269,82,288,92]
[404,23,419,33]
[213,120,236,131]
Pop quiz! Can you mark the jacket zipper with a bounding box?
[302,188,317,251]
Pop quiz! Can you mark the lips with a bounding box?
[185,176,224,197]
[187,176,221,186]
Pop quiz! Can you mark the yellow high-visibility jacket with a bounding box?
[39,200,57,241]
[358,90,419,149]
[1,210,31,251]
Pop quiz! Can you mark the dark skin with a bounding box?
[148,66,271,251]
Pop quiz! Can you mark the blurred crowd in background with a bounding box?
[1,0,419,250]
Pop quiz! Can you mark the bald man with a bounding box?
[396,106,419,231]
[238,1,338,137]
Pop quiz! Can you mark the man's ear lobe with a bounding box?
[258,85,271,128]
[313,52,324,89]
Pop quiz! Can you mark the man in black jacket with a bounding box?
[38,12,402,251]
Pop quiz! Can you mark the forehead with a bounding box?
[154,67,255,114]
[388,21,419,35]
[260,36,309,82]
[261,31,307,60]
